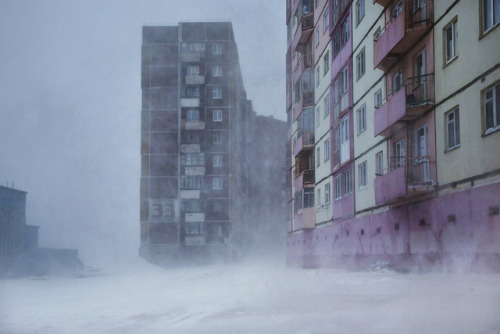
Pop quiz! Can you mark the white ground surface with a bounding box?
[1,257,500,334]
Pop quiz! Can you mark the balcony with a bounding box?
[294,207,315,230]
[293,12,314,52]
[374,156,435,205]
[302,91,314,107]
[186,75,205,85]
[373,0,433,71]
[294,131,314,156]
[185,167,205,176]
[182,120,205,130]
[180,98,200,108]
[303,169,315,185]
[374,73,434,137]
[373,0,392,7]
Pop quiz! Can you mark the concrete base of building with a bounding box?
[139,243,233,267]
[287,181,500,272]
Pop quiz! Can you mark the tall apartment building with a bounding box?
[140,22,252,264]
[286,0,500,270]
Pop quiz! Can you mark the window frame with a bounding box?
[334,174,342,200]
[212,43,223,55]
[445,107,461,151]
[323,51,330,76]
[483,82,500,135]
[213,132,223,144]
[213,154,223,167]
[213,177,223,190]
[356,0,365,26]
[356,104,366,135]
[323,94,330,118]
[481,0,500,35]
[323,7,330,32]
[212,65,223,77]
[316,147,321,167]
[213,109,223,122]
[344,168,352,195]
[374,89,383,108]
[359,161,367,189]
[443,17,458,66]
[356,47,365,80]
[213,87,223,100]
[325,183,331,204]
[186,109,199,121]
[324,138,331,162]
[376,151,384,176]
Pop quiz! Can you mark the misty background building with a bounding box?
[140,22,287,265]
[0,185,82,276]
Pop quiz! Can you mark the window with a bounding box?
[182,153,205,166]
[213,109,222,122]
[213,87,223,99]
[482,0,500,33]
[356,48,365,79]
[325,183,331,204]
[415,49,426,81]
[376,151,384,175]
[392,0,403,20]
[374,89,383,108]
[315,28,320,46]
[316,67,320,87]
[484,83,500,134]
[323,7,330,32]
[392,70,403,93]
[213,201,223,213]
[186,109,199,121]
[341,18,349,46]
[185,86,200,98]
[213,154,223,167]
[212,43,223,55]
[394,139,406,168]
[187,65,199,75]
[324,138,331,161]
[446,108,461,150]
[356,0,365,25]
[315,107,320,128]
[315,0,319,8]
[323,94,330,118]
[303,188,315,208]
[444,19,458,64]
[341,66,349,94]
[340,117,349,163]
[323,51,330,75]
[334,175,342,199]
[212,65,223,77]
[359,161,367,188]
[356,104,366,134]
[181,176,204,189]
[333,33,341,59]
[213,177,223,190]
[344,169,352,195]
[213,132,223,144]
[317,188,321,206]
[316,147,321,167]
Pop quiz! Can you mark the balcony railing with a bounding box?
[405,73,434,110]
[303,169,315,185]
[389,156,433,186]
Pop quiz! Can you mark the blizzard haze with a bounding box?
[0,0,285,268]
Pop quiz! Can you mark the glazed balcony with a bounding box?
[374,73,434,137]
[293,131,315,156]
[373,0,433,71]
[303,91,314,107]
[293,12,314,52]
[293,207,315,230]
[374,156,435,205]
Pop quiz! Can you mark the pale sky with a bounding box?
[0,0,286,267]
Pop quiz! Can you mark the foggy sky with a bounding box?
[0,0,286,268]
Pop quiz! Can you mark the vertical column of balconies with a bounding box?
[372,0,436,205]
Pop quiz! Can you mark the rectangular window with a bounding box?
[316,147,321,167]
[323,94,330,118]
[341,66,349,94]
[335,175,342,199]
[182,153,205,166]
[323,51,330,76]
[185,86,200,98]
[187,65,200,75]
[315,107,320,128]
[340,117,349,164]
[186,109,199,121]
[213,132,223,144]
[482,0,500,33]
[323,8,330,32]
[325,183,331,204]
[317,188,321,207]
[303,188,315,208]
[392,70,403,93]
[213,154,223,167]
[356,48,365,79]
[356,104,366,134]
[213,177,223,190]
[376,151,384,175]
[446,108,461,150]
[212,65,223,77]
[315,28,320,46]
[444,19,458,64]
[212,43,223,55]
[333,33,341,59]
[341,18,349,46]
[324,138,331,161]
[356,0,365,25]
[213,109,223,122]
[316,67,320,87]
[394,139,406,168]
[344,169,352,195]
[359,161,367,188]
[181,176,204,189]
[213,87,223,99]
[374,89,383,108]
[483,83,500,134]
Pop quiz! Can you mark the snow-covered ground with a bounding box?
[1,256,500,334]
